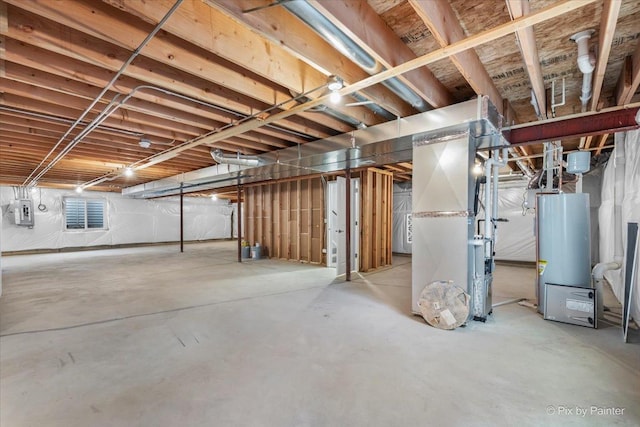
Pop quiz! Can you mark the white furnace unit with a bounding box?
[411,97,505,322]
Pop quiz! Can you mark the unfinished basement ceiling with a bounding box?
[1,0,639,196]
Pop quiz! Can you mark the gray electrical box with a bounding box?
[544,283,597,328]
[13,199,34,227]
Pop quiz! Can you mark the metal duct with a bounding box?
[295,94,366,128]
[124,97,503,198]
[283,1,430,112]
[210,149,263,167]
[350,92,396,120]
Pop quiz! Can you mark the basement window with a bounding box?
[64,197,107,230]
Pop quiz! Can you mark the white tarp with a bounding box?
[392,182,412,254]
[599,129,640,321]
[492,181,536,262]
[392,179,538,261]
[0,187,234,252]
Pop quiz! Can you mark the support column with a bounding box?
[180,183,184,253]
[346,168,351,282]
[237,182,242,263]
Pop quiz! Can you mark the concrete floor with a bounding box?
[1,241,638,426]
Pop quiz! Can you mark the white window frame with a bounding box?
[63,197,108,231]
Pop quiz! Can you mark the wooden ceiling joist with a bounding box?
[506,0,546,118]
[209,0,416,118]
[409,0,533,171]
[3,6,340,140]
[7,0,377,129]
[309,0,455,109]
[590,0,622,111]
[615,40,640,105]
[409,0,501,111]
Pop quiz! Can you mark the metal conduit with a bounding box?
[80,81,331,190]
[283,1,430,112]
[24,0,185,187]
[0,106,144,137]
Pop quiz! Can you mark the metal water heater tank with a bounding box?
[537,193,591,313]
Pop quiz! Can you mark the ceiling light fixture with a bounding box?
[472,163,483,176]
[124,167,134,177]
[211,194,218,201]
[139,138,151,149]
[327,75,344,104]
[75,186,83,194]
[327,75,343,92]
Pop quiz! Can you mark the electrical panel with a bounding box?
[13,199,34,227]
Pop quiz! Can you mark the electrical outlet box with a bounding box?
[13,199,34,227]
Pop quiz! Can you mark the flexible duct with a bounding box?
[210,149,263,167]
[570,30,595,111]
[283,1,430,112]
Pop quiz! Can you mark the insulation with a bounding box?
[0,186,233,252]
[599,129,640,322]
[392,182,412,254]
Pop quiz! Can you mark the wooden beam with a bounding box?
[210,0,416,118]
[3,2,344,137]
[97,0,601,170]
[506,0,546,118]
[594,133,610,156]
[616,41,640,105]
[4,58,310,146]
[310,0,454,109]
[104,0,384,127]
[409,0,501,112]
[583,135,594,149]
[590,0,621,111]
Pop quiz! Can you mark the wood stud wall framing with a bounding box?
[243,168,393,272]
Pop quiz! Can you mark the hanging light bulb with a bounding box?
[124,167,134,177]
[329,90,342,104]
[211,194,218,201]
[75,186,83,194]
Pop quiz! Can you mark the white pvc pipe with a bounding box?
[571,30,595,112]
[592,262,621,281]
[592,261,621,319]
[580,72,593,111]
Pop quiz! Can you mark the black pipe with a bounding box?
[180,183,184,253]
[237,182,242,263]
[346,169,351,282]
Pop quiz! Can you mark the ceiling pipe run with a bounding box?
[210,149,263,167]
[23,0,185,189]
[570,30,596,112]
[283,1,430,112]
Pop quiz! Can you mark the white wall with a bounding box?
[0,187,234,252]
